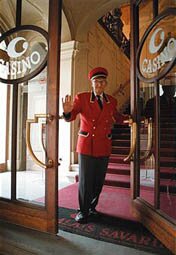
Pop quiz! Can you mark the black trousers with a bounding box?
[78,153,109,215]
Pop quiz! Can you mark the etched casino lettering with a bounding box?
[141,28,176,74]
[0,37,41,76]
[0,26,48,83]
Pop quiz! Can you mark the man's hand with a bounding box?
[62,95,73,114]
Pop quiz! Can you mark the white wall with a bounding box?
[59,41,79,171]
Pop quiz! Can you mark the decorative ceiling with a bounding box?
[0,0,130,42]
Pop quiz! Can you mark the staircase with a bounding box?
[74,114,176,197]
[105,119,176,195]
[105,123,131,188]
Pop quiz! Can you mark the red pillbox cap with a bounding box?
[88,67,108,80]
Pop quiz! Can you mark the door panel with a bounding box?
[140,82,155,206]
[16,71,47,204]
[0,0,62,233]
[139,0,153,41]
[131,0,176,253]
[159,72,176,220]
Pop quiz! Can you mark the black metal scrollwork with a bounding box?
[98,8,130,59]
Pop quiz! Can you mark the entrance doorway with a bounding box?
[0,0,61,233]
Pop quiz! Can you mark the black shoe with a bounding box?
[75,212,87,224]
[89,208,100,217]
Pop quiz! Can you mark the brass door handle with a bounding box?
[124,118,137,162]
[26,114,54,168]
[40,123,46,154]
[140,118,153,160]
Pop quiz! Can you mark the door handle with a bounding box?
[140,118,153,160]
[124,118,137,162]
[26,114,54,168]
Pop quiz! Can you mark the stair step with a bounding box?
[103,122,176,192]
[160,141,176,148]
[112,127,130,133]
[160,148,176,157]
[160,133,176,139]
[107,164,175,178]
[113,124,130,129]
[160,179,176,193]
[160,128,176,134]
[105,173,130,188]
[109,154,128,164]
[105,173,176,192]
[109,154,176,166]
[160,157,176,167]
[112,133,130,139]
[107,163,130,175]
[112,140,130,147]
[160,167,176,179]
[112,146,130,154]
[160,123,176,128]
[160,115,176,123]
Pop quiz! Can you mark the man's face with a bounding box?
[91,78,107,95]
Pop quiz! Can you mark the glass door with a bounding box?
[130,0,176,253]
[0,0,62,233]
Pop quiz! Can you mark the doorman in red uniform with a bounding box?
[62,67,128,223]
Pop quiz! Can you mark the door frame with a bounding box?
[130,1,176,253]
[0,0,62,234]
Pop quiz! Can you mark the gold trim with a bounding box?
[124,118,137,162]
[40,123,46,154]
[26,114,54,168]
[103,93,110,103]
[140,118,153,160]
[90,91,96,103]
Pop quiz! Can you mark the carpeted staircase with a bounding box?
[105,117,176,195]
[74,114,176,213]
[105,123,131,188]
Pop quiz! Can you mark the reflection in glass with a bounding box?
[16,69,47,205]
[0,30,48,82]
[0,0,16,31]
[21,0,49,31]
[141,70,176,220]
[140,82,155,205]
[0,83,11,199]
[159,71,176,220]
[139,15,176,81]
[139,0,153,41]
[159,0,176,14]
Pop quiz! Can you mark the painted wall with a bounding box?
[87,23,130,111]
[60,22,130,168]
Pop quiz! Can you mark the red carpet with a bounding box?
[36,183,173,253]
[36,182,176,220]
[37,182,135,221]
[58,183,137,221]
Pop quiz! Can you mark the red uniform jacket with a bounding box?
[65,92,126,157]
